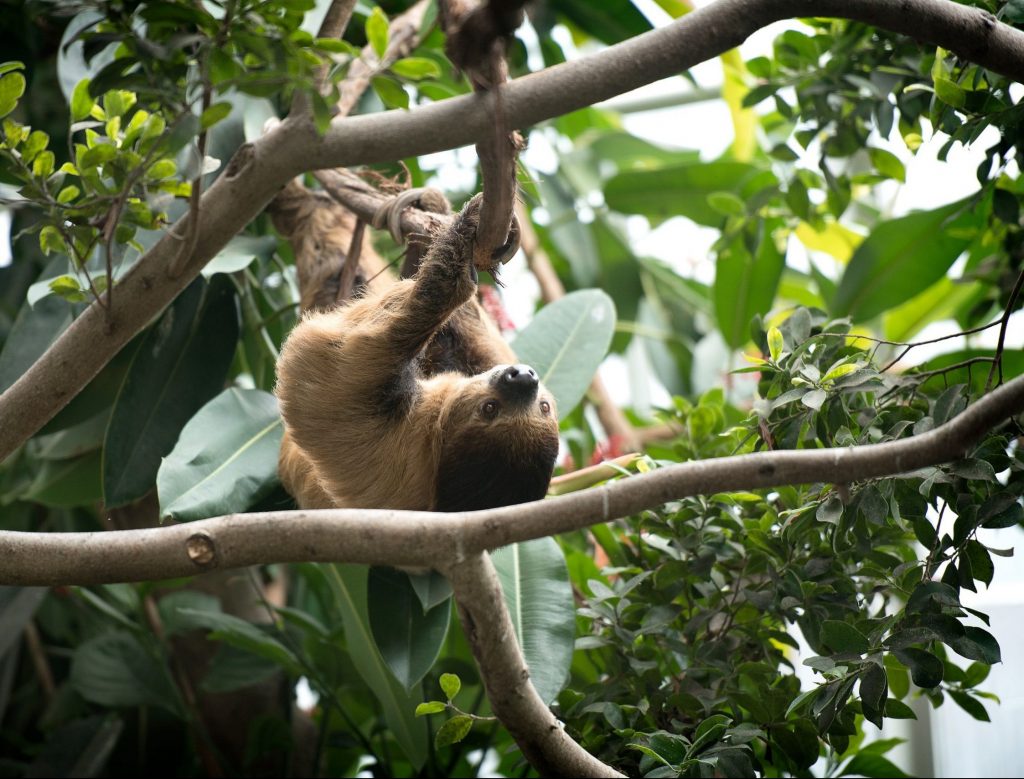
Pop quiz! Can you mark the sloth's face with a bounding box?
[431,365,560,512]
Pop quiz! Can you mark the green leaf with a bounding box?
[365,7,389,58]
[948,626,1001,664]
[933,77,966,108]
[103,277,239,508]
[948,689,990,722]
[841,753,910,778]
[434,714,472,748]
[201,234,277,278]
[57,185,81,204]
[714,224,786,349]
[201,645,279,693]
[158,388,283,522]
[406,570,452,613]
[549,0,652,45]
[511,289,615,413]
[605,160,766,227]
[0,272,73,393]
[833,198,977,322]
[48,274,87,303]
[491,539,575,704]
[439,672,461,701]
[367,566,451,690]
[868,147,906,182]
[199,101,232,129]
[70,631,183,716]
[415,701,447,717]
[767,326,783,362]
[390,57,441,80]
[820,620,870,654]
[0,71,26,118]
[893,647,943,688]
[0,587,47,661]
[146,159,176,179]
[326,565,427,769]
[371,75,409,109]
[174,609,302,674]
[707,191,745,216]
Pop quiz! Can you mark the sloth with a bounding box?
[275,196,560,513]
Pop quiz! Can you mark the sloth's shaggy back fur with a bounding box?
[275,197,560,513]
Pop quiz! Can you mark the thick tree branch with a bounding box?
[445,552,623,778]
[2,372,1021,587]
[3,0,1024,463]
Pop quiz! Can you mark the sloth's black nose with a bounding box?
[497,364,539,401]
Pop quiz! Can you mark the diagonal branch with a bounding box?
[3,0,1024,463]
[445,552,624,778]
[2,372,1021,587]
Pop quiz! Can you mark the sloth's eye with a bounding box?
[539,400,551,415]
[482,400,499,418]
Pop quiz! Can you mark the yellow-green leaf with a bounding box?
[200,102,232,130]
[0,71,26,119]
[366,7,389,58]
[415,701,447,717]
[767,326,784,362]
[70,80,95,121]
[57,185,80,204]
[434,715,472,749]
[795,220,863,264]
[439,673,460,701]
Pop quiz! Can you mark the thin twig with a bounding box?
[985,266,1024,391]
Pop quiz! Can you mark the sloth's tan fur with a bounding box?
[275,197,559,513]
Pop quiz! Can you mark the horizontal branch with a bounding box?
[2,373,1021,587]
[2,0,1023,463]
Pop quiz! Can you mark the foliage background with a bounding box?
[1,0,1023,776]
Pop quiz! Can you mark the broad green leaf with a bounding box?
[174,608,302,674]
[868,147,906,182]
[840,753,910,778]
[199,101,232,129]
[549,0,651,44]
[492,539,575,704]
[326,565,427,769]
[365,7,389,57]
[158,388,282,522]
[0,587,47,660]
[70,631,183,716]
[714,223,786,349]
[415,701,446,716]
[893,647,943,688]
[371,76,408,109]
[434,714,472,748]
[201,234,277,278]
[767,326,784,362]
[833,198,979,322]
[367,566,451,690]
[0,264,74,393]
[0,71,26,118]
[883,276,981,342]
[20,450,102,508]
[721,49,755,161]
[390,57,441,80]
[406,570,452,613]
[948,689,990,722]
[439,672,460,701]
[948,626,1001,664]
[200,645,279,693]
[820,620,870,654]
[103,276,239,508]
[605,160,765,227]
[512,289,615,413]
[795,220,862,263]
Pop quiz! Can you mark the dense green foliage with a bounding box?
[1,0,1023,777]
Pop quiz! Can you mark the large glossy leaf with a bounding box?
[492,539,575,704]
[157,388,282,522]
[833,198,980,322]
[714,223,786,349]
[0,587,46,660]
[512,289,615,413]
[604,160,765,227]
[549,0,651,45]
[70,631,183,716]
[326,565,427,769]
[0,290,72,394]
[882,276,982,342]
[103,276,239,507]
[367,566,451,690]
[20,449,102,508]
